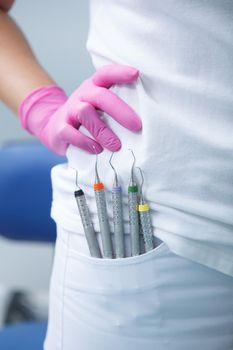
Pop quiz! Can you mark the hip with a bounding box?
[44,225,233,350]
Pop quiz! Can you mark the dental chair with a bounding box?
[0,141,65,349]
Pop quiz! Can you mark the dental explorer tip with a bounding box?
[109,152,119,187]
[92,145,101,183]
[136,166,145,204]
[128,148,136,185]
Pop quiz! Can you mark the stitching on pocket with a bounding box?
[68,242,167,267]
[64,243,169,294]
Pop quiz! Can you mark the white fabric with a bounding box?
[44,226,233,350]
[51,0,233,276]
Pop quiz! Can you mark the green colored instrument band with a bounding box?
[128,185,138,193]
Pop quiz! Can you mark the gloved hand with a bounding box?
[19,64,142,155]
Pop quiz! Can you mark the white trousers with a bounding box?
[44,226,233,350]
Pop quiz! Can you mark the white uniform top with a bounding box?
[51,0,233,276]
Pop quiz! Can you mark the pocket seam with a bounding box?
[68,242,167,267]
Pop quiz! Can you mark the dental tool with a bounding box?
[93,149,113,259]
[136,167,154,252]
[128,149,140,256]
[74,169,102,258]
[109,152,125,258]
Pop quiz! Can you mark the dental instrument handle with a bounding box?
[112,186,125,258]
[138,203,154,252]
[74,190,102,258]
[128,185,140,256]
[94,183,113,259]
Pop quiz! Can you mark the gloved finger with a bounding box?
[92,64,139,88]
[60,125,103,154]
[85,88,142,131]
[77,102,121,152]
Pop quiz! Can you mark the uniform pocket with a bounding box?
[66,241,166,293]
[61,233,169,350]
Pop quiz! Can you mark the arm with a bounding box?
[0,1,141,155]
[0,2,54,113]
[0,0,14,12]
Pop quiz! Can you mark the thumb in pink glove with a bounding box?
[19,64,142,155]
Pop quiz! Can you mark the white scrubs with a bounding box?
[44,0,233,348]
[44,227,233,349]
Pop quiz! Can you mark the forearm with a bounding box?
[0,9,55,114]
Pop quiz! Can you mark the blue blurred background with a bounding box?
[0,0,93,329]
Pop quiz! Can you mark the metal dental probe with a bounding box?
[109,152,125,258]
[93,148,113,258]
[136,166,154,252]
[128,149,140,256]
[73,169,102,258]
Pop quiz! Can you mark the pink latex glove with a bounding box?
[19,64,142,155]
